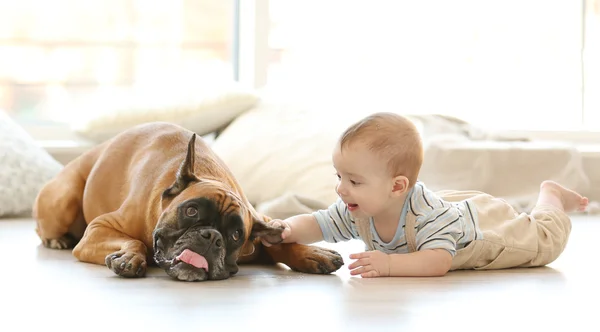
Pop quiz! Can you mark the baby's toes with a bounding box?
[578,197,589,211]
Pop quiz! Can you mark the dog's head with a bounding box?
[152,134,284,281]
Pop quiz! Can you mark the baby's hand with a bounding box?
[348,250,391,278]
[260,219,291,247]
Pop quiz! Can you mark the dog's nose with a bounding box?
[200,229,223,248]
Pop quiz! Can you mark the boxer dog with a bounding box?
[33,122,343,281]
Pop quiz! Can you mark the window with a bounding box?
[4,0,598,140]
[266,0,596,132]
[584,0,600,128]
[0,0,235,126]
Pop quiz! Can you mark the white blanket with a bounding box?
[211,102,598,219]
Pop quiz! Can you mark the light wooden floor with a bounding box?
[1,216,598,332]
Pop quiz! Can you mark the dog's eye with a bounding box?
[185,206,198,217]
[231,230,241,242]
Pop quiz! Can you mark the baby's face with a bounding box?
[332,143,395,219]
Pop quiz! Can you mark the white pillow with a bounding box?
[211,100,372,207]
[71,81,260,143]
[0,110,64,217]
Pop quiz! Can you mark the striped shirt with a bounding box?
[311,181,483,257]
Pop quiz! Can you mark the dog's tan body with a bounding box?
[33,122,342,280]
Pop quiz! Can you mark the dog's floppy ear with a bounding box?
[249,218,285,244]
[162,133,200,198]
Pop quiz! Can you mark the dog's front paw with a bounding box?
[290,246,345,274]
[105,251,147,278]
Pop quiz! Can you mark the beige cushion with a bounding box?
[211,100,365,207]
[419,140,591,212]
[71,81,259,143]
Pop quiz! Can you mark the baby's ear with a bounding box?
[392,176,409,195]
[249,218,285,243]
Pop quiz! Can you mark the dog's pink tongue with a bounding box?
[176,249,208,271]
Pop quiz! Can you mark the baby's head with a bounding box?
[338,112,423,186]
[332,112,423,218]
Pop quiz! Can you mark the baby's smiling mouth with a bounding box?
[347,203,359,211]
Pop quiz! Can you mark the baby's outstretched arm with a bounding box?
[348,249,452,277]
[261,214,324,246]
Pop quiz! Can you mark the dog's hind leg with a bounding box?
[33,158,89,250]
[34,171,85,249]
[34,143,106,249]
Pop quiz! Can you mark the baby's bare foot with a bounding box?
[540,181,589,212]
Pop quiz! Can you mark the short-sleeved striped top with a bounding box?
[312,181,483,257]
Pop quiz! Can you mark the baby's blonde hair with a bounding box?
[338,112,423,188]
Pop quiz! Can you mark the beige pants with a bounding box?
[405,190,572,270]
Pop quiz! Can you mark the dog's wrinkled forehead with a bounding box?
[191,181,247,212]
